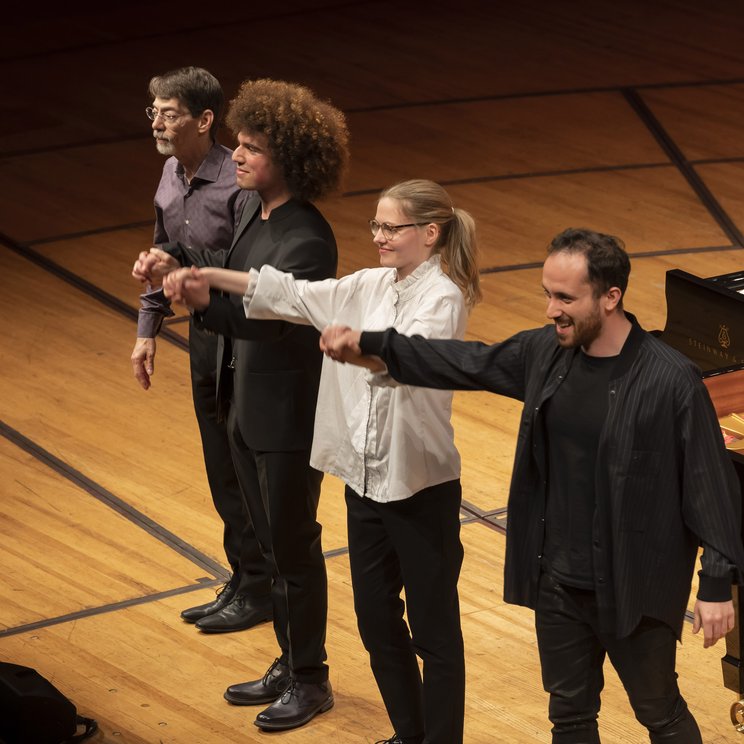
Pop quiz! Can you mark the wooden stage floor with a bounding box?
[2,1,744,741]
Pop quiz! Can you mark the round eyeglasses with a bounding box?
[369,219,429,240]
[145,106,185,124]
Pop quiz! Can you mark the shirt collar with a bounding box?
[392,254,441,297]
[175,142,225,185]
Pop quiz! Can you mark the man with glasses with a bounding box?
[134,77,350,732]
[132,66,272,633]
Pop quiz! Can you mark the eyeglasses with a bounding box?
[145,106,185,124]
[368,219,429,240]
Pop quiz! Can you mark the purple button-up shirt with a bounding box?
[137,142,249,337]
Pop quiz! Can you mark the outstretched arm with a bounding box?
[197,267,252,295]
[163,266,269,312]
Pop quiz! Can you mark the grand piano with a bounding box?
[658,268,744,732]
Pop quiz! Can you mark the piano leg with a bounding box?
[724,587,744,731]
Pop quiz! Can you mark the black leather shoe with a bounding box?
[180,582,237,623]
[254,679,334,731]
[375,738,403,744]
[195,594,272,633]
[224,659,290,705]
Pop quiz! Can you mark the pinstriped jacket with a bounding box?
[360,315,744,638]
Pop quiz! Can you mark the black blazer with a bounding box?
[166,196,337,451]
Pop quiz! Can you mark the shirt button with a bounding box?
[598,577,605,584]
[185,219,190,224]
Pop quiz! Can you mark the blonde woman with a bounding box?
[164,179,480,744]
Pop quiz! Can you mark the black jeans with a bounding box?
[346,481,464,744]
[535,571,701,743]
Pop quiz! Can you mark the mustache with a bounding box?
[153,134,171,142]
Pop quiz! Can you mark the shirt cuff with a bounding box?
[697,571,733,602]
[359,330,387,357]
[242,268,260,317]
[137,286,175,336]
[137,311,163,337]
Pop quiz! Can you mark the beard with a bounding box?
[154,136,174,156]
[555,305,602,350]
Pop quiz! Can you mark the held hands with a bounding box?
[162,266,211,311]
[692,599,735,648]
[319,325,363,363]
[132,247,180,285]
[319,325,386,372]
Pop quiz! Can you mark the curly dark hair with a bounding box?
[226,78,350,202]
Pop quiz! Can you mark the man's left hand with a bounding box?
[693,599,735,647]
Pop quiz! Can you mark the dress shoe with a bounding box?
[224,658,291,705]
[254,679,334,731]
[375,738,403,744]
[195,594,272,633]
[180,582,237,623]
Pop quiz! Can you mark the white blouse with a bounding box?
[243,254,467,502]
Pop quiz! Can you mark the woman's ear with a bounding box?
[424,222,441,247]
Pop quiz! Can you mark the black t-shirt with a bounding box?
[221,212,266,369]
[227,213,266,294]
[543,350,617,588]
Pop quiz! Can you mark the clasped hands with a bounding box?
[319,327,386,372]
[162,267,211,310]
[131,247,210,309]
[132,247,179,286]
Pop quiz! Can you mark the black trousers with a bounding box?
[227,402,328,683]
[345,481,465,744]
[535,571,702,744]
[189,324,269,596]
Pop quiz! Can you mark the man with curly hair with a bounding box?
[133,78,349,732]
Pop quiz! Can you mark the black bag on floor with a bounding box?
[0,662,97,744]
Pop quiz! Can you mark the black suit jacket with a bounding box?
[166,196,337,452]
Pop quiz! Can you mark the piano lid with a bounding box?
[659,269,744,373]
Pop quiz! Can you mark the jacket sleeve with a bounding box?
[359,327,534,399]
[161,240,228,269]
[679,376,744,588]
